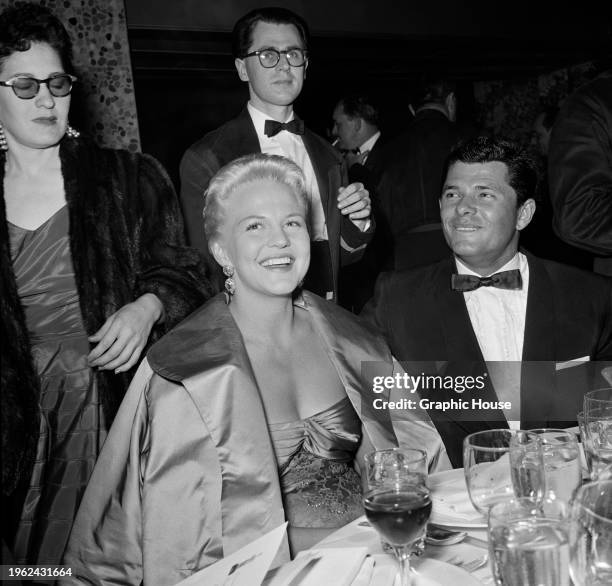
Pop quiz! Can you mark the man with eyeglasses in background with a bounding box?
[180,6,373,302]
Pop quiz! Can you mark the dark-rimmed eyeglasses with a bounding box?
[242,48,308,68]
[0,73,77,99]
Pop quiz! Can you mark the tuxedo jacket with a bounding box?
[362,253,612,466]
[347,134,388,188]
[376,109,459,237]
[339,136,394,310]
[179,108,373,299]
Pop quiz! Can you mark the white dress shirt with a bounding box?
[457,252,530,428]
[247,103,328,241]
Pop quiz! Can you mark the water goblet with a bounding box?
[583,387,612,420]
[527,428,581,503]
[488,497,569,586]
[569,479,612,586]
[509,430,546,503]
[464,429,544,515]
[363,448,431,586]
[581,396,612,480]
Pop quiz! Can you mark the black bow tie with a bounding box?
[340,147,360,155]
[264,118,305,137]
[451,269,523,292]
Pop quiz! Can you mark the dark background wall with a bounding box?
[124,0,612,185]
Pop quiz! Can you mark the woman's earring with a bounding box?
[0,124,8,151]
[223,265,236,298]
[66,125,80,139]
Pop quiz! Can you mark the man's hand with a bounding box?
[337,182,371,231]
[87,293,164,374]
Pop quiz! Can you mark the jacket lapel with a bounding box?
[520,253,556,428]
[434,259,483,362]
[148,295,288,559]
[427,259,508,466]
[301,292,397,450]
[301,128,335,218]
[215,108,262,164]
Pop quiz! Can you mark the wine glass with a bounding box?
[488,497,569,586]
[569,479,612,586]
[363,448,430,586]
[527,429,581,503]
[464,429,544,515]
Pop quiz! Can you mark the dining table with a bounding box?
[292,466,495,586]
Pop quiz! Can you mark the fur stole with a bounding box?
[1,138,212,499]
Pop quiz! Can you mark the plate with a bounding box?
[428,468,487,528]
[360,556,484,586]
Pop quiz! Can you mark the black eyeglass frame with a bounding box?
[0,73,78,99]
[241,48,308,68]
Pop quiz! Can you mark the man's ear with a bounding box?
[210,240,231,268]
[303,59,308,80]
[235,58,249,82]
[516,198,536,231]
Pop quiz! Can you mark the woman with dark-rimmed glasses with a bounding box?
[0,2,212,570]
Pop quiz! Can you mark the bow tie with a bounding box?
[451,269,523,292]
[340,147,360,155]
[264,118,305,137]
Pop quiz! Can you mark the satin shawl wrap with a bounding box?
[62,292,396,586]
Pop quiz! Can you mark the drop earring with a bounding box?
[0,123,8,151]
[223,265,236,301]
[66,125,80,138]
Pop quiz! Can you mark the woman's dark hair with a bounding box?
[232,6,309,59]
[0,2,74,73]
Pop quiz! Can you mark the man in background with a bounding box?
[180,7,373,301]
[377,78,460,271]
[331,95,391,310]
[548,69,612,275]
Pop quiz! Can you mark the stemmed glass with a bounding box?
[569,479,612,586]
[363,448,431,586]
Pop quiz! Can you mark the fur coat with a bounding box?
[1,137,213,500]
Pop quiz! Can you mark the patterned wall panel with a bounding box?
[473,61,599,150]
[1,0,140,151]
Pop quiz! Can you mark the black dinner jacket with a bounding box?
[362,252,612,466]
[179,108,373,299]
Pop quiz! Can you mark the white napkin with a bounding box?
[265,547,368,586]
[429,469,487,526]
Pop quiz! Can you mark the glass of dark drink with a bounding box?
[363,448,431,586]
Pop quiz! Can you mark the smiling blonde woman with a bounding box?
[62,154,397,586]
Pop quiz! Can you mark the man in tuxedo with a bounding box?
[363,136,612,466]
[331,95,386,186]
[376,78,460,271]
[331,95,392,310]
[180,7,373,302]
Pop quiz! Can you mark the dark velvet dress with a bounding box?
[268,395,364,528]
[8,207,105,569]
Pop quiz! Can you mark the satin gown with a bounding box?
[8,207,105,570]
[269,396,364,527]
